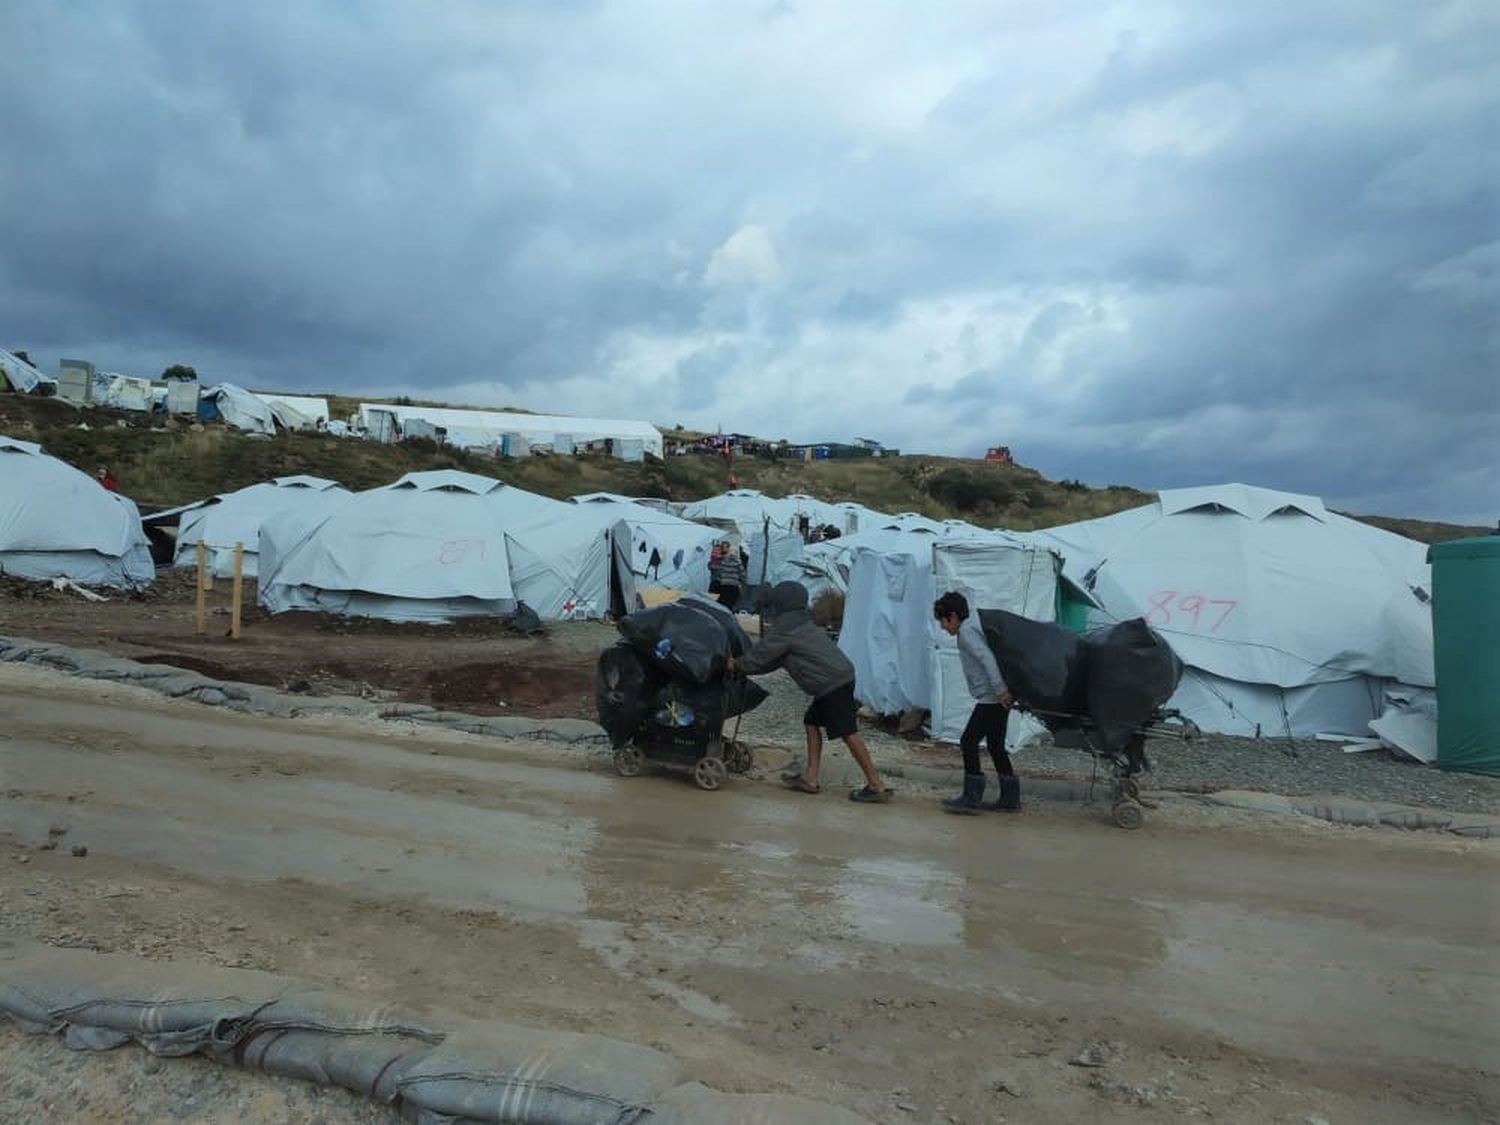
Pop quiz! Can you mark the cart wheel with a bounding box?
[693,756,727,791]
[1117,777,1141,802]
[614,747,643,778]
[1112,800,1144,830]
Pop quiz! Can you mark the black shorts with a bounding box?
[802,682,860,739]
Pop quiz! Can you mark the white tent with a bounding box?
[146,476,351,578]
[832,501,889,536]
[1032,483,1436,738]
[0,349,55,395]
[0,436,154,587]
[258,470,610,623]
[835,531,1057,746]
[355,404,663,458]
[678,489,808,586]
[253,393,330,431]
[568,496,719,609]
[204,384,277,435]
[680,488,788,533]
[781,519,999,596]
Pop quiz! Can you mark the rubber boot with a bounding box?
[941,772,985,815]
[987,775,1022,813]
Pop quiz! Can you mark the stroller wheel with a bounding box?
[1112,800,1144,830]
[614,747,644,777]
[693,756,728,791]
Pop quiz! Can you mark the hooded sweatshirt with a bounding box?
[736,581,855,699]
[957,613,1008,701]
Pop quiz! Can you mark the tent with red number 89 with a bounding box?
[257,470,612,623]
[1032,483,1434,741]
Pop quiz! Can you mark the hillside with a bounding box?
[0,393,1487,542]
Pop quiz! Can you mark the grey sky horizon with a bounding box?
[1,1,1494,524]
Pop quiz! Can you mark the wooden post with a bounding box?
[230,542,244,640]
[194,540,208,636]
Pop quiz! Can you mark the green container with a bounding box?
[1427,536,1500,777]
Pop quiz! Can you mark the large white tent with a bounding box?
[568,495,719,609]
[0,436,153,587]
[145,476,351,578]
[1033,483,1435,738]
[258,470,610,623]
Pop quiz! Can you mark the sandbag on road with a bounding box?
[0,943,870,1124]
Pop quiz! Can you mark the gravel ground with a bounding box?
[733,670,1500,817]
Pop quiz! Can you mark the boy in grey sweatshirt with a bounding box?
[933,591,1021,814]
[730,581,892,803]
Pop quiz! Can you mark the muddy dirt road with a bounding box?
[2,666,1496,1124]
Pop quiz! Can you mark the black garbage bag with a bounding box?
[1082,618,1183,752]
[723,674,770,720]
[617,596,753,685]
[977,609,1088,719]
[509,600,545,636]
[596,642,661,748]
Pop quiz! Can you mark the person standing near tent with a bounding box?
[933,591,1022,814]
[729,581,894,803]
[712,540,745,612]
[647,546,662,581]
[95,465,118,492]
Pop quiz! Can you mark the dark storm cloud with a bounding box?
[0,0,1493,521]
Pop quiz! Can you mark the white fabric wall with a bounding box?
[927,541,1057,746]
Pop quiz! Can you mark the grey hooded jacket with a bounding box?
[737,581,855,700]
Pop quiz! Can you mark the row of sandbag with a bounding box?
[0,943,867,1124]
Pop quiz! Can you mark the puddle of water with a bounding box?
[834,856,965,947]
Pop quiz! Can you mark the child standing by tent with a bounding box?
[933,591,1022,814]
[730,581,893,803]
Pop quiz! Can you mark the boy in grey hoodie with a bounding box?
[729,581,893,803]
[933,591,1022,813]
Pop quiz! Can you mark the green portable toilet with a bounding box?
[1428,536,1500,777]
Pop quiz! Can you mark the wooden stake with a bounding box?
[230,542,244,640]
[194,540,208,636]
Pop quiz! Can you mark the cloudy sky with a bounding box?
[1,1,1494,522]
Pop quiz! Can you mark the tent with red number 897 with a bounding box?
[1032,483,1434,742]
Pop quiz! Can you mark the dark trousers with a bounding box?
[961,703,1014,777]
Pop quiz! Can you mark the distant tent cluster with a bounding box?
[354,403,663,461]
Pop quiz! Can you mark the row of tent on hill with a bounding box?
[1,436,1488,770]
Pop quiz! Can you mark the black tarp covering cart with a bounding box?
[978,610,1197,828]
[597,596,768,790]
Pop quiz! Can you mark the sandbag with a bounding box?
[617,597,751,685]
[0,943,684,1125]
[395,1022,680,1125]
[977,609,1088,717]
[1082,617,1183,751]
